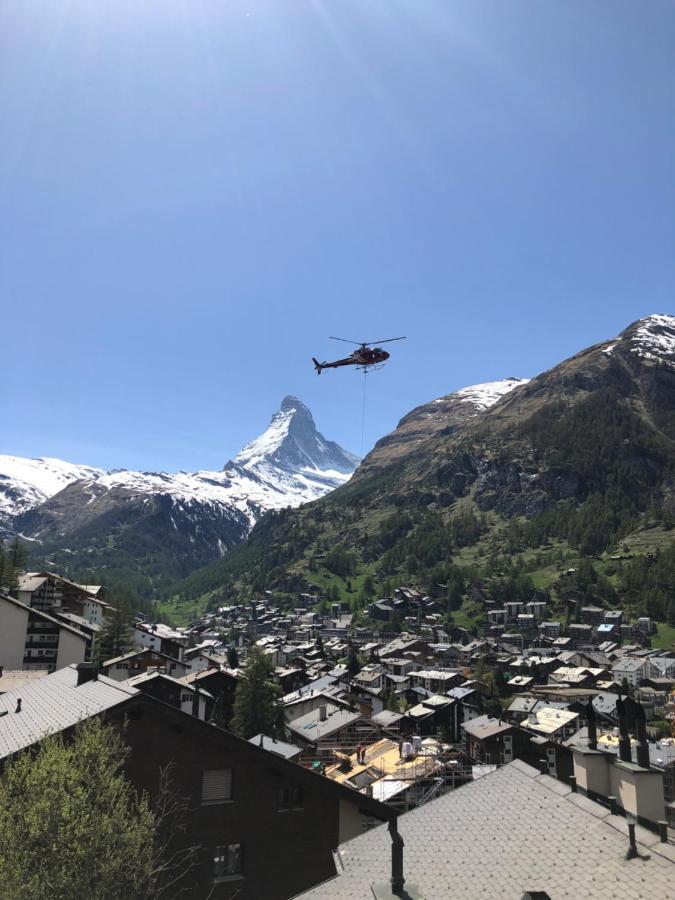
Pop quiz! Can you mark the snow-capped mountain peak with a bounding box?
[0,456,104,524]
[622,314,675,368]
[234,395,359,476]
[1,398,359,542]
[450,377,530,411]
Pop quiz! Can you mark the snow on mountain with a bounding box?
[449,377,530,411]
[625,314,675,367]
[2,397,359,541]
[0,456,104,525]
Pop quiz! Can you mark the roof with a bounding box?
[296,761,675,899]
[16,574,48,592]
[288,705,362,741]
[248,734,303,760]
[371,710,405,727]
[0,670,50,694]
[461,714,512,740]
[522,706,579,735]
[102,647,186,668]
[125,670,213,698]
[0,666,137,761]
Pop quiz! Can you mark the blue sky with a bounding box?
[2,0,674,471]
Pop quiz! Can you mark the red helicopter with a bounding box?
[312,336,406,374]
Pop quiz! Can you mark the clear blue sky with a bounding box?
[2,1,673,472]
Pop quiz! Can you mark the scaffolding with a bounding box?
[312,735,474,813]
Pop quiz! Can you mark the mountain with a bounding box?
[0,457,104,536]
[3,397,358,595]
[172,314,675,622]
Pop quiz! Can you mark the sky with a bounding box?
[1,0,674,472]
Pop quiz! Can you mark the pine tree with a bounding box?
[98,610,135,663]
[231,647,286,740]
[346,645,361,677]
[227,645,239,669]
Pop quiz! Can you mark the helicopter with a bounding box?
[312,336,406,374]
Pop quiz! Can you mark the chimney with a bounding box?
[192,682,201,718]
[634,704,650,769]
[319,705,327,722]
[76,662,98,687]
[15,698,22,714]
[615,698,631,763]
[389,818,405,896]
[586,700,598,751]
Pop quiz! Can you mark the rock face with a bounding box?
[358,377,528,475]
[2,397,359,588]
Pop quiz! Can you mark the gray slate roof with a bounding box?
[297,761,675,899]
[0,666,137,761]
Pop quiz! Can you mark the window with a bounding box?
[278,785,304,811]
[213,843,242,879]
[201,769,233,805]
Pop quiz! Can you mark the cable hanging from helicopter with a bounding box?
[311,336,406,456]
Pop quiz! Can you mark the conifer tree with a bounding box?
[231,646,286,740]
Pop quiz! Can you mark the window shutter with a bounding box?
[201,769,233,804]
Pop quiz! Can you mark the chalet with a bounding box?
[287,704,365,757]
[101,647,190,681]
[126,669,212,719]
[133,622,188,660]
[0,665,395,900]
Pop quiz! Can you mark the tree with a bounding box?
[227,644,240,669]
[0,537,27,594]
[0,718,195,900]
[97,610,135,663]
[346,644,361,677]
[231,646,286,740]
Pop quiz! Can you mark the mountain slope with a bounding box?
[173,315,675,611]
[0,456,104,535]
[7,396,358,595]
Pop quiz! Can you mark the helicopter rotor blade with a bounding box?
[364,336,407,345]
[329,336,365,345]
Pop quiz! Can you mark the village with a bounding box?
[1,569,674,897]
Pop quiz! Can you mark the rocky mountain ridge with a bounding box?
[1,397,358,593]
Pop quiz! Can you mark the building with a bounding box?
[461,715,516,765]
[295,761,674,899]
[125,670,212,719]
[0,592,88,672]
[612,656,656,688]
[14,572,112,626]
[0,664,395,900]
[101,647,190,681]
[287,704,366,757]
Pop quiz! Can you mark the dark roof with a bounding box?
[0,666,394,825]
[297,761,675,898]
